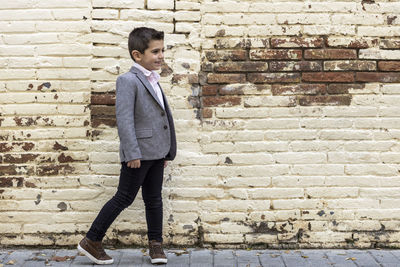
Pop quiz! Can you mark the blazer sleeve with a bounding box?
[115,75,142,161]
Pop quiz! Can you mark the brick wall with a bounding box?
[1,0,400,248]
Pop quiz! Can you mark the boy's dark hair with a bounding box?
[128,27,164,61]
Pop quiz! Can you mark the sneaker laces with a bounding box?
[151,243,164,255]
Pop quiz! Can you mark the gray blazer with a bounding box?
[116,66,177,162]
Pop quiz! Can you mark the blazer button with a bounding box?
[161,111,165,116]
[164,125,168,129]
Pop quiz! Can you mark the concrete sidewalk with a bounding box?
[1,247,400,266]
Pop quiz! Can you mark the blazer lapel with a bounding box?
[130,66,164,109]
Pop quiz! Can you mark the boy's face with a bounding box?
[132,39,164,71]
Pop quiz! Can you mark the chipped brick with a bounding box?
[327,39,379,49]
[3,154,39,164]
[205,50,247,61]
[91,117,116,128]
[248,73,301,83]
[302,72,355,82]
[272,84,327,96]
[58,153,75,163]
[327,84,365,94]
[202,108,213,118]
[250,49,302,60]
[270,61,322,72]
[380,39,400,49]
[160,62,173,77]
[298,95,352,106]
[214,62,268,72]
[356,72,400,83]
[0,143,13,152]
[172,74,199,84]
[0,177,23,187]
[202,85,219,96]
[378,61,400,72]
[91,94,115,105]
[91,105,115,116]
[53,142,68,151]
[36,164,75,176]
[207,73,246,84]
[271,37,324,48]
[203,96,241,107]
[324,61,376,71]
[219,84,246,95]
[304,49,357,59]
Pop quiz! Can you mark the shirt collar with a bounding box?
[133,62,160,82]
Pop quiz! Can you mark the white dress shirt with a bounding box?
[133,62,165,109]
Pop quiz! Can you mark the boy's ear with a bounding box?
[131,50,142,61]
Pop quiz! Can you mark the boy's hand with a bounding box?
[127,159,141,168]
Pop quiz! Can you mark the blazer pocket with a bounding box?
[136,128,153,139]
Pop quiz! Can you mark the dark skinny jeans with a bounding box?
[86,159,164,242]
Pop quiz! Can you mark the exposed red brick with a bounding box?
[387,15,397,25]
[207,73,246,84]
[269,61,322,72]
[0,143,13,152]
[378,61,400,71]
[250,49,302,60]
[202,108,213,118]
[172,74,199,84]
[160,62,173,77]
[13,117,36,126]
[0,177,23,187]
[203,96,241,107]
[3,154,39,164]
[58,153,75,163]
[205,50,247,61]
[53,141,68,151]
[356,72,400,83]
[298,95,352,106]
[0,165,33,176]
[302,72,355,82]
[248,73,301,83]
[36,164,75,176]
[380,39,400,49]
[21,142,35,151]
[25,181,37,188]
[91,106,115,116]
[272,84,327,95]
[91,117,116,128]
[328,84,365,94]
[271,37,324,48]
[91,94,115,105]
[202,85,219,96]
[304,49,357,59]
[324,61,376,71]
[214,62,268,72]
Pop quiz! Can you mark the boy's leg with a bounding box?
[87,161,153,241]
[141,159,167,264]
[78,161,153,265]
[141,159,165,242]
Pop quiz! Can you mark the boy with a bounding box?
[78,27,177,265]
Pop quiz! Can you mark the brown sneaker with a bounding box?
[77,237,114,265]
[149,240,167,264]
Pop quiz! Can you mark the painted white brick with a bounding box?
[93,0,144,8]
[148,0,174,10]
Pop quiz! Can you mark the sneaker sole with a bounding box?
[150,257,168,264]
[77,244,114,265]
